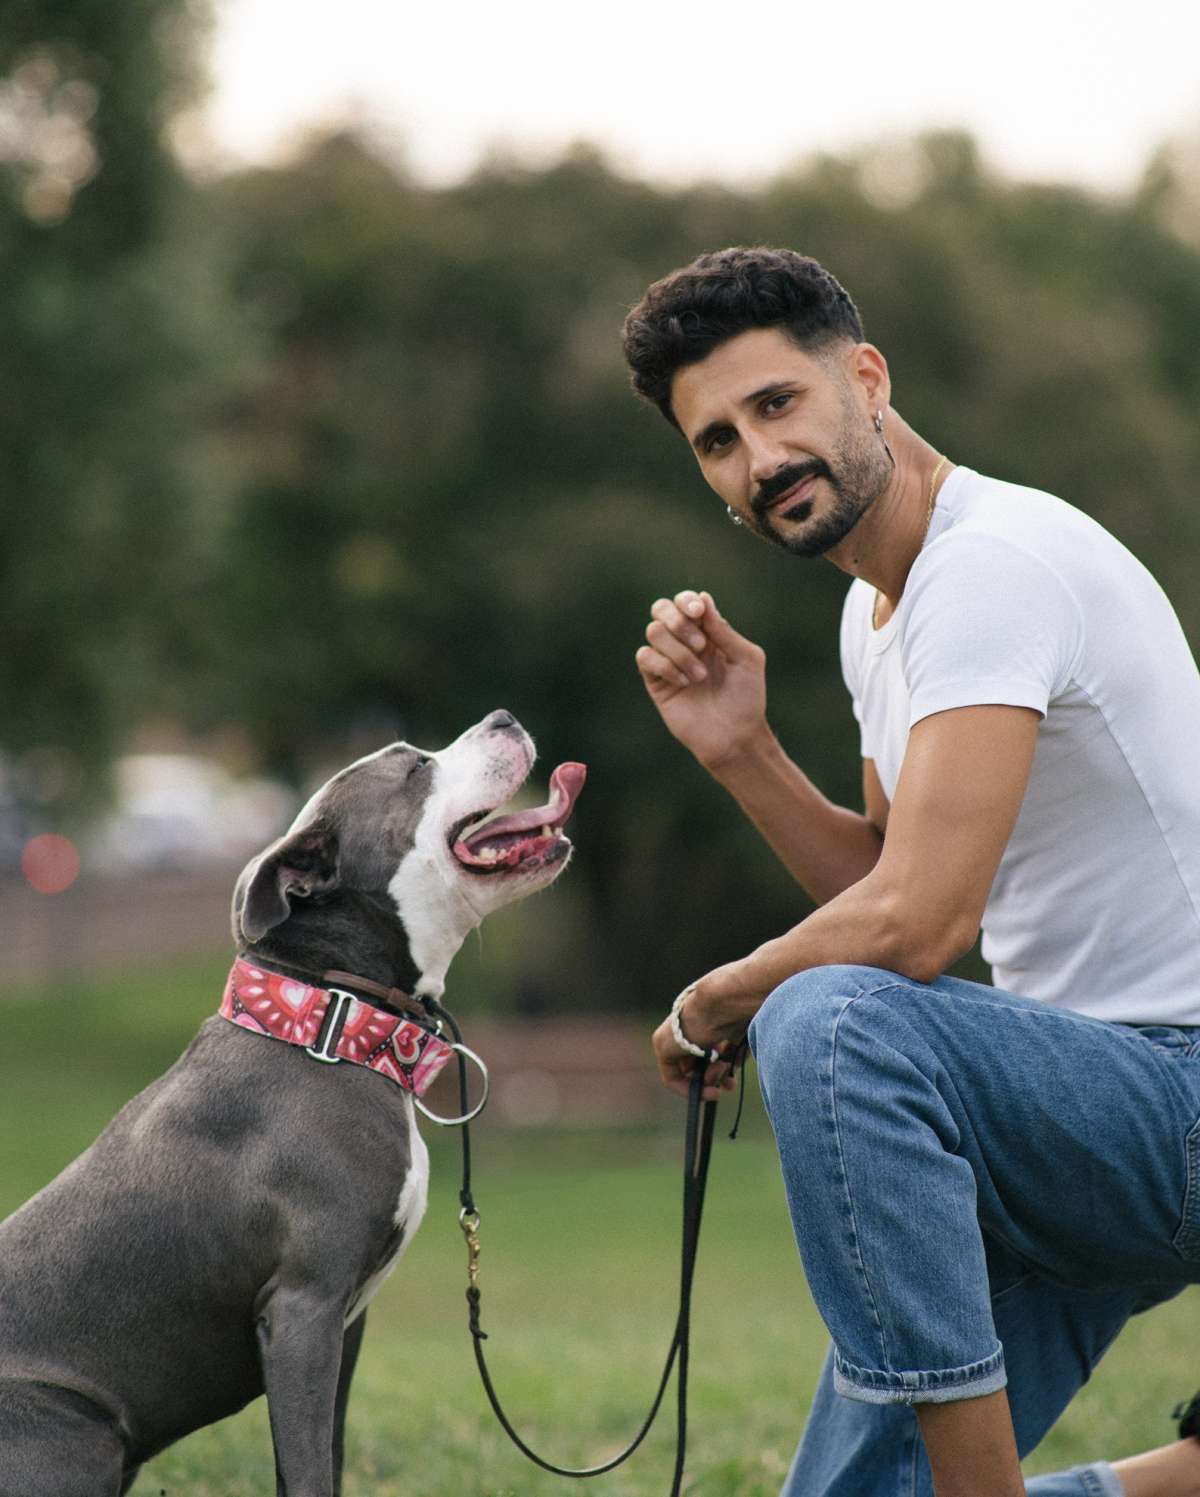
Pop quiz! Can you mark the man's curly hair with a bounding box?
[622,247,865,429]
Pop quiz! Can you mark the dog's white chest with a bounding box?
[345,1106,430,1324]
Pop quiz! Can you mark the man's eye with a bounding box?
[764,393,791,414]
[706,429,735,454]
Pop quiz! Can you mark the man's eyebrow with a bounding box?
[689,380,794,452]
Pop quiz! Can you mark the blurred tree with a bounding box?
[1138,130,1200,249]
[0,0,237,817]
[194,128,1200,1010]
[6,93,1200,1011]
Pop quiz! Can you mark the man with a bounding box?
[623,246,1200,1497]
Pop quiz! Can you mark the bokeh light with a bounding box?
[21,833,81,895]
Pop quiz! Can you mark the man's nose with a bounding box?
[745,430,791,486]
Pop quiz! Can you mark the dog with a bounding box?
[0,709,585,1496]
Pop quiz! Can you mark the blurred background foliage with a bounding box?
[5,0,1200,1013]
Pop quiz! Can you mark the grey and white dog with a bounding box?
[0,709,584,1497]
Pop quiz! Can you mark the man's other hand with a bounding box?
[635,590,768,771]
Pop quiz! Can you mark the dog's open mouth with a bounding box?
[450,762,586,874]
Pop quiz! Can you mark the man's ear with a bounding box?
[234,822,340,944]
[847,341,891,411]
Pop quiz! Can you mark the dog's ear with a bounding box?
[234,823,340,944]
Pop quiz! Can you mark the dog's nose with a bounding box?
[486,709,517,730]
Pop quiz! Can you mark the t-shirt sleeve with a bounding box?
[900,533,1083,728]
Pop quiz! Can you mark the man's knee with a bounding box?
[749,964,899,1096]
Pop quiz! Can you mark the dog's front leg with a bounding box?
[256,1288,350,1497]
[332,1310,367,1497]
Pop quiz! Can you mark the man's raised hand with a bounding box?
[635,590,768,771]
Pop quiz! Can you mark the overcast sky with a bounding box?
[200,0,1199,192]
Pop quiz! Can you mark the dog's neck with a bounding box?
[384,859,486,1003]
[243,889,434,1002]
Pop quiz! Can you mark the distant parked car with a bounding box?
[86,755,296,872]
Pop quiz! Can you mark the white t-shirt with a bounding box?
[839,465,1200,1023]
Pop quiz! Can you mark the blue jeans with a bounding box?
[747,966,1200,1497]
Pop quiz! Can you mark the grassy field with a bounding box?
[2,959,1198,1494]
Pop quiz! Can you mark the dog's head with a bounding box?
[232,710,585,996]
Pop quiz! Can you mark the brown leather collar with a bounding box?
[238,952,429,1022]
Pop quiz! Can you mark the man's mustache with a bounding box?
[751,459,832,518]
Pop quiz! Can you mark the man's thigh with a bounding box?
[912,974,1200,1287]
[752,966,1200,1292]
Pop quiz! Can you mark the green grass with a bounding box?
[2,960,1198,1493]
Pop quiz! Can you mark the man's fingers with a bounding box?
[643,594,714,685]
[704,1055,732,1087]
[644,618,708,682]
[651,596,711,654]
[654,589,763,673]
[671,588,708,621]
[661,1065,726,1102]
[656,1049,697,1096]
[635,644,689,692]
[696,591,764,665]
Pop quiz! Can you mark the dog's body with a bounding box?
[0,711,584,1496]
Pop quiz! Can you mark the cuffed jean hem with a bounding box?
[832,1342,1007,1406]
[1027,1462,1125,1497]
[1079,1465,1124,1497]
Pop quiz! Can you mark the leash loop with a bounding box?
[433,991,724,1494]
[414,1042,490,1126]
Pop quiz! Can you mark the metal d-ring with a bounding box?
[414,1042,491,1127]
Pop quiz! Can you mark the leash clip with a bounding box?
[415,1042,491,1126]
[305,988,354,1064]
[459,1205,482,1287]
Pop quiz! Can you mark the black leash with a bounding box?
[423,995,745,1494]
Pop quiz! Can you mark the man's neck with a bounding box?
[826,418,949,622]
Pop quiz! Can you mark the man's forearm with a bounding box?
[687,869,972,1050]
[678,707,1032,1058]
[709,728,883,906]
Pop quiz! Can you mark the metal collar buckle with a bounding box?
[305,988,354,1064]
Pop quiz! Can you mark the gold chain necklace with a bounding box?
[872,453,949,630]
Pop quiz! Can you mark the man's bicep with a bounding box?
[875,705,1041,951]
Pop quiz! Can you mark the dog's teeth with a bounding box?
[480,847,498,862]
[542,825,552,838]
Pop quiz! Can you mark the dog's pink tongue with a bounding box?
[461,762,586,849]
[547,762,586,826]
[493,761,585,837]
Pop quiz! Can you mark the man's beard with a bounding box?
[748,419,893,558]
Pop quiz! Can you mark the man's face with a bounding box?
[670,327,893,557]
